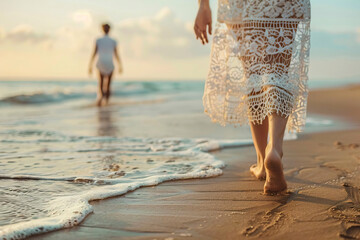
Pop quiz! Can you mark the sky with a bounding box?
[0,0,359,81]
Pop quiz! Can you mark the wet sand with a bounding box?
[32,85,360,240]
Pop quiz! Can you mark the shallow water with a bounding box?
[0,80,350,239]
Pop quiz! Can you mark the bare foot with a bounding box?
[250,163,266,180]
[96,96,103,107]
[264,149,287,194]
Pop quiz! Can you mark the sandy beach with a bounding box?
[1,1,359,239]
[23,84,359,240]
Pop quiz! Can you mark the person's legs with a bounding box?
[264,113,288,194]
[104,72,113,105]
[227,21,294,189]
[97,72,105,107]
[227,23,269,180]
[249,117,268,180]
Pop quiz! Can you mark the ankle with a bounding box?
[257,152,265,162]
[264,149,283,173]
[265,144,283,158]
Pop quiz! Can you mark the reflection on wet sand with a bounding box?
[96,107,119,136]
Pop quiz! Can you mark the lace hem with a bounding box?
[203,84,306,132]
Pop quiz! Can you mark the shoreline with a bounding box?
[28,85,360,239]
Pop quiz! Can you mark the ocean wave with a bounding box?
[0,81,204,105]
[0,137,256,240]
[0,91,88,105]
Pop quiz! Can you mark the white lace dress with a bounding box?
[203,0,311,132]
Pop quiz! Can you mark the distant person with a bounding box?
[89,23,123,106]
[194,0,311,194]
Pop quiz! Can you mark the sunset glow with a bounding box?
[0,0,359,81]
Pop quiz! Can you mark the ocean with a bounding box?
[0,79,353,239]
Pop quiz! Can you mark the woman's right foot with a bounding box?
[264,148,287,194]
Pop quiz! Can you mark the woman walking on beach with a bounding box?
[194,0,311,194]
[89,23,123,106]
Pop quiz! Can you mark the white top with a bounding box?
[96,35,117,60]
[95,35,117,75]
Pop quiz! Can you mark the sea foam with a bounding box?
[0,137,253,240]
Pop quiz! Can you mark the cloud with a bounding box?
[44,7,209,58]
[54,25,95,53]
[52,9,110,53]
[72,10,93,28]
[114,7,209,59]
[0,8,208,59]
[2,10,359,63]
[4,24,51,44]
[0,10,100,52]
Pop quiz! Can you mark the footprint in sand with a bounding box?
[330,201,360,223]
[340,225,360,239]
[330,183,360,239]
[344,183,360,206]
[334,141,359,151]
[242,209,286,237]
[330,183,360,221]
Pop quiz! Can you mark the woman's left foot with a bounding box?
[96,96,103,107]
[250,164,266,180]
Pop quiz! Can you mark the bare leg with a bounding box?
[264,113,288,194]
[104,72,113,105]
[227,21,295,188]
[249,117,268,180]
[97,73,105,107]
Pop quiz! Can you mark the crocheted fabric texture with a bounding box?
[203,0,311,132]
